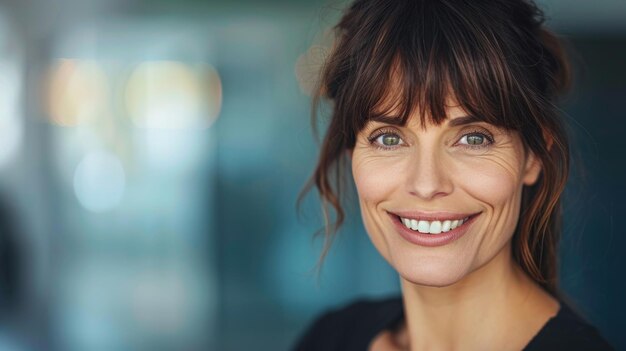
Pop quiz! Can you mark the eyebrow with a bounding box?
[368,114,485,127]
[368,114,405,126]
[447,115,485,127]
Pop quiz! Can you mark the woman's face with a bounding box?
[351,102,542,287]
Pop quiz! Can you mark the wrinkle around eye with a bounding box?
[351,150,407,174]
[352,136,408,162]
[455,140,526,179]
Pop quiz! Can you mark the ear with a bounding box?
[543,128,554,152]
[522,130,554,185]
[522,151,542,186]
[523,128,555,186]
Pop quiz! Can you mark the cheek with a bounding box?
[351,154,404,259]
[458,149,526,208]
[458,154,526,255]
[351,155,404,202]
[462,164,520,205]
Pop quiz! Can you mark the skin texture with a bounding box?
[351,101,559,350]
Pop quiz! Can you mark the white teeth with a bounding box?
[417,220,429,233]
[442,220,451,232]
[450,220,459,229]
[429,221,442,234]
[400,216,470,234]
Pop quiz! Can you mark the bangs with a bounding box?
[324,0,545,144]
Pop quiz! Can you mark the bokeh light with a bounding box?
[73,150,126,213]
[0,13,23,168]
[44,59,109,127]
[125,61,222,130]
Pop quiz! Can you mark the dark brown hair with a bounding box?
[305,0,570,296]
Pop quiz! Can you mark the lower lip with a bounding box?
[390,213,479,247]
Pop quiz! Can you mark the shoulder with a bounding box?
[292,296,403,351]
[525,301,614,351]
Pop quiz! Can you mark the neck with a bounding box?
[398,244,558,351]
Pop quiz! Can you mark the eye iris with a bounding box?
[467,134,484,145]
[382,134,400,146]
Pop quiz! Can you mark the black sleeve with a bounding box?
[524,303,615,351]
[524,324,614,350]
[291,297,403,351]
[291,300,382,351]
[291,310,333,351]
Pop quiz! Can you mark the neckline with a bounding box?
[373,296,566,350]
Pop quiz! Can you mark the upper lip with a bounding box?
[388,210,481,222]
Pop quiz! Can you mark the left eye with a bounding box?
[375,133,404,147]
[458,133,488,146]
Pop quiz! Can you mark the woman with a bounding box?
[294,0,614,350]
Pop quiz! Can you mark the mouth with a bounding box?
[388,211,481,247]
[390,212,481,235]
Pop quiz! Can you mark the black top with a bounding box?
[293,296,614,350]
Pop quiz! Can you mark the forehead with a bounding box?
[348,46,520,138]
[363,62,520,135]
[363,58,468,126]
[369,79,471,129]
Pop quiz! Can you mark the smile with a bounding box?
[388,212,481,247]
[398,217,469,234]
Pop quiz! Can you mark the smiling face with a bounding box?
[351,101,542,287]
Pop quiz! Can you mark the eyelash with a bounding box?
[366,127,495,150]
[456,128,495,150]
[367,128,404,150]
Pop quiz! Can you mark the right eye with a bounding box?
[372,132,404,148]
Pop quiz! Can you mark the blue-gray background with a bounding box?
[0,0,624,350]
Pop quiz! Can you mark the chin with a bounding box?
[390,254,473,288]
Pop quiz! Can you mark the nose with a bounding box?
[404,148,453,200]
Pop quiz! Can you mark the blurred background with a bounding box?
[0,0,624,350]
